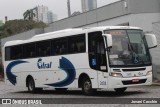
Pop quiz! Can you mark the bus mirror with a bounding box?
[103,34,112,48]
[145,34,157,49]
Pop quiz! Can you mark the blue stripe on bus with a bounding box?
[45,57,76,87]
[6,60,28,85]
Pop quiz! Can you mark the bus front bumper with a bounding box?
[108,75,152,89]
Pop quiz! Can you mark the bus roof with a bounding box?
[4,26,141,47]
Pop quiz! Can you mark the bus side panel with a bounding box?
[4,53,99,89]
[32,53,99,89]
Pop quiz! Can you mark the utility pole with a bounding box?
[67,0,71,17]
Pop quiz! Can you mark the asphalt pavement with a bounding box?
[0,81,160,107]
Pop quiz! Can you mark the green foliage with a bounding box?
[0,25,4,38]
[23,9,36,20]
[0,19,47,39]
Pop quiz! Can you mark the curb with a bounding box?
[152,83,160,86]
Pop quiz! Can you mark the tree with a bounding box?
[0,19,47,39]
[0,25,4,37]
[23,9,36,20]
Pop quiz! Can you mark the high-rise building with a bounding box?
[52,14,58,22]
[47,11,58,24]
[81,0,97,12]
[33,5,48,23]
[33,5,57,24]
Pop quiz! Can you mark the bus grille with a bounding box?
[122,79,147,85]
[122,68,146,72]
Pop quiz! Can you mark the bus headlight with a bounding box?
[146,71,152,75]
[110,72,123,78]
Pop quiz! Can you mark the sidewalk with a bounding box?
[152,80,160,86]
[0,75,3,81]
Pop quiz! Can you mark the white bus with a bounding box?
[3,26,157,95]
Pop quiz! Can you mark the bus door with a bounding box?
[88,32,108,88]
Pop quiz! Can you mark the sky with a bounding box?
[0,0,120,22]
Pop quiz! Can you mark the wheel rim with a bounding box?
[84,81,91,92]
[29,80,34,91]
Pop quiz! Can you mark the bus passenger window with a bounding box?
[5,47,11,61]
[10,46,22,60]
[51,38,68,55]
[60,44,66,54]
[69,34,85,54]
[23,43,36,58]
[55,45,60,55]
[71,43,78,53]
[36,41,51,57]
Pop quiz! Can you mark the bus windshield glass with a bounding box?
[104,30,151,67]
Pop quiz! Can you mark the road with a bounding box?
[0,81,160,107]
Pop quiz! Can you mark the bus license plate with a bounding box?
[132,79,139,83]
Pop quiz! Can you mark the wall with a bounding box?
[45,0,129,32]
[44,0,160,33]
[152,22,160,80]
[130,13,160,32]
[128,0,160,14]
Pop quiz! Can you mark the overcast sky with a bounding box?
[0,0,120,22]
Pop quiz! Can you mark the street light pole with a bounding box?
[67,0,71,17]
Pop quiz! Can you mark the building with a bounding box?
[47,11,53,24]
[1,0,160,80]
[81,0,97,12]
[33,5,56,24]
[47,11,58,24]
[33,5,48,23]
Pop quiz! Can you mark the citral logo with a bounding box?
[37,58,52,69]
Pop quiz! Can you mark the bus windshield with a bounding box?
[104,30,151,67]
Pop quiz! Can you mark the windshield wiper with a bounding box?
[128,43,145,65]
[133,52,145,64]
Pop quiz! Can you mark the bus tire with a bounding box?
[82,77,96,95]
[27,77,36,93]
[114,87,127,93]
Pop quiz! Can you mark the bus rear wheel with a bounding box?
[27,77,35,92]
[114,87,127,93]
[27,77,42,93]
[82,78,96,95]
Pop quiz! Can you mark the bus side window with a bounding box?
[23,43,36,58]
[36,40,51,57]
[69,34,85,54]
[5,47,11,61]
[10,45,22,60]
[51,38,68,56]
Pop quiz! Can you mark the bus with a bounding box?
[2,26,157,95]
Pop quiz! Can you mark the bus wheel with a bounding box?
[114,87,127,93]
[82,78,95,95]
[27,77,36,93]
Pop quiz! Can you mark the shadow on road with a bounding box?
[14,89,148,97]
